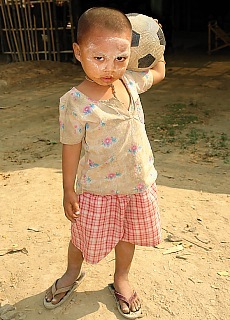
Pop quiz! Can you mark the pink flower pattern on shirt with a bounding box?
[59,120,64,130]
[88,159,99,168]
[74,124,82,134]
[128,144,141,155]
[102,137,117,147]
[83,104,95,115]
[105,156,115,164]
[105,172,121,180]
[149,155,154,164]
[82,174,91,184]
[134,182,145,192]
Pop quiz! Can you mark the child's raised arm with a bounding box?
[150,57,166,85]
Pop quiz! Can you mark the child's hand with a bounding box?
[63,190,80,223]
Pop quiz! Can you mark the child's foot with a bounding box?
[44,272,85,309]
[112,278,143,316]
[45,276,73,306]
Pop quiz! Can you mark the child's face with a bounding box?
[73,28,131,85]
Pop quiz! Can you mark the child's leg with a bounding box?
[45,240,84,305]
[114,240,141,313]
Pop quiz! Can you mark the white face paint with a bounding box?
[84,37,130,71]
[77,33,131,85]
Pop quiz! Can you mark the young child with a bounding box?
[44,6,165,319]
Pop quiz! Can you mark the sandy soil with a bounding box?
[0,50,230,320]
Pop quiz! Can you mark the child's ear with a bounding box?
[73,43,81,62]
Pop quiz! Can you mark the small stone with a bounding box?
[0,80,8,88]
[0,301,9,308]
[0,305,16,316]
[1,310,18,320]
[18,312,25,318]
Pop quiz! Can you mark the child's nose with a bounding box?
[103,60,115,71]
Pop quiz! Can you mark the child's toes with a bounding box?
[45,289,53,302]
[120,301,130,314]
[131,296,141,311]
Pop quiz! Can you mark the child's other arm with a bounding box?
[150,57,166,85]
[62,143,82,222]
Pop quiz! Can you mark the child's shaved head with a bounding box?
[77,7,132,44]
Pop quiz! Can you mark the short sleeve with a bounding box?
[125,70,153,94]
[59,91,85,144]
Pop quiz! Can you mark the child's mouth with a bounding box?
[101,76,113,83]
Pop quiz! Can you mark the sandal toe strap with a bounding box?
[51,279,76,297]
[114,290,137,308]
[128,291,137,306]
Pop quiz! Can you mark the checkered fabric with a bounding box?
[71,184,161,264]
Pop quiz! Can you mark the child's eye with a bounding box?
[94,56,104,61]
[116,57,127,62]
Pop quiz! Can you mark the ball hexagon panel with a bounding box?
[157,28,166,46]
[138,54,155,68]
[131,30,141,47]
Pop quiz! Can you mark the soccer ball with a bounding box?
[126,13,166,71]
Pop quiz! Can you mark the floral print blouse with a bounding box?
[59,70,157,195]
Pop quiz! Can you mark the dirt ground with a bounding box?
[0,48,229,320]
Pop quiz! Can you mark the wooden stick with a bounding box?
[24,1,33,60]
[5,0,19,61]
[27,0,36,60]
[40,0,47,60]
[43,0,52,60]
[2,1,18,61]
[33,14,39,60]
[68,0,76,63]
[62,1,68,61]
[20,0,30,61]
[0,7,3,53]
[47,0,56,61]
[208,22,211,54]
[10,0,23,61]
[52,0,60,61]
[7,0,22,61]
[0,0,15,61]
[15,0,26,61]
[162,228,211,251]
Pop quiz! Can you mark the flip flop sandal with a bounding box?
[43,271,86,309]
[108,283,145,319]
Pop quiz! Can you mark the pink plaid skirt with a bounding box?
[71,184,161,264]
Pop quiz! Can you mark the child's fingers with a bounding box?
[72,201,79,213]
[64,203,75,222]
[73,210,80,220]
[64,202,80,222]
[72,202,80,220]
[153,18,162,28]
[64,208,75,222]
